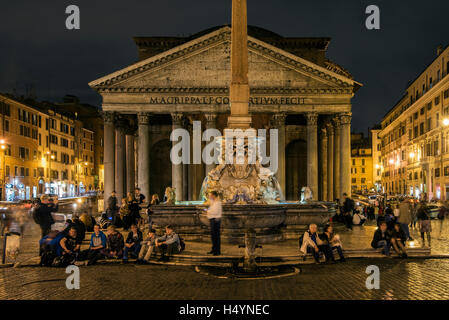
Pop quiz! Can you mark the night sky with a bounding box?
[1,0,448,134]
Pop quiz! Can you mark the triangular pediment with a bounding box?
[89,26,361,93]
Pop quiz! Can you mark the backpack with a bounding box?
[179,237,186,253]
[40,248,56,267]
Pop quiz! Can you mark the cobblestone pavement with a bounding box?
[1,220,449,300]
[1,258,449,300]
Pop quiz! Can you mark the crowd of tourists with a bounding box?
[31,188,224,268]
[14,185,449,267]
[32,188,188,268]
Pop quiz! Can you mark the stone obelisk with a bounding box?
[227,0,252,129]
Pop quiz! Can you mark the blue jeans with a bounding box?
[123,243,142,260]
[401,223,411,239]
[332,246,345,260]
[376,240,391,256]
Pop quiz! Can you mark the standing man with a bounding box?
[32,195,59,238]
[341,193,355,230]
[134,187,146,228]
[134,187,146,205]
[398,198,413,241]
[106,191,119,226]
[206,191,222,256]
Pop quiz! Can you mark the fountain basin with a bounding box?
[151,202,332,243]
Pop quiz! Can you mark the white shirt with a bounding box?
[207,199,222,219]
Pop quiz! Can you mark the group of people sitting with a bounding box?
[371,221,408,258]
[39,223,184,268]
[299,224,346,264]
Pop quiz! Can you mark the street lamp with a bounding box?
[443,118,449,127]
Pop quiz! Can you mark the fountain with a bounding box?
[151,0,334,274]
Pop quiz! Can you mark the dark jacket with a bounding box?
[63,219,86,245]
[107,196,119,213]
[342,198,355,214]
[125,230,143,245]
[417,205,430,220]
[371,229,391,248]
[107,231,124,252]
[33,203,58,227]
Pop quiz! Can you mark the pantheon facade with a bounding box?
[89,26,361,202]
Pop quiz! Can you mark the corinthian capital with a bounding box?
[325,122,334,137]
[171,112,184,125]
[271,113,287,127]
[332,116,341,129]
[204,113,217,123]
[339,112,352,126]
[101,111,116,124]
[137,112,151,125]
[305,112,319,126]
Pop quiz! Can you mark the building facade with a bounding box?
[380,45,449,200]
[0,94,102,201]
[90,26,361,202]
[371,127,382,192]
[351,133,374,193]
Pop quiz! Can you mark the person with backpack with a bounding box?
[32,195,59,238]
[417,201,432,247]
[155,225,182,262]
[106,191,119,226]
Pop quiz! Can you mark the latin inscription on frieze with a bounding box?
[148,96,305,105]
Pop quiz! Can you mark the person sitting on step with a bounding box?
[136,228,157,264]
[102,225,124,259]
[371,221,392,257]
[319,224,346,262]
[155,225,181,262]
[299,224,330,264]
[391,223,408,258]
[123,224,143,263]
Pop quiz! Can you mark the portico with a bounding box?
[90,26,360,202]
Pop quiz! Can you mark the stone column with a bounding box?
[340,113,352,201]
[115,118,127,201]
[272,113,286,200]
[204,113,218,177]
[137,113,151,200]
[125,130,136,194]
[333,117,341,201]
[319,126,328,201]
[306,112,319,200]
[171,113,184,202]
[326,123,334,201]
[102,112,115,201]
